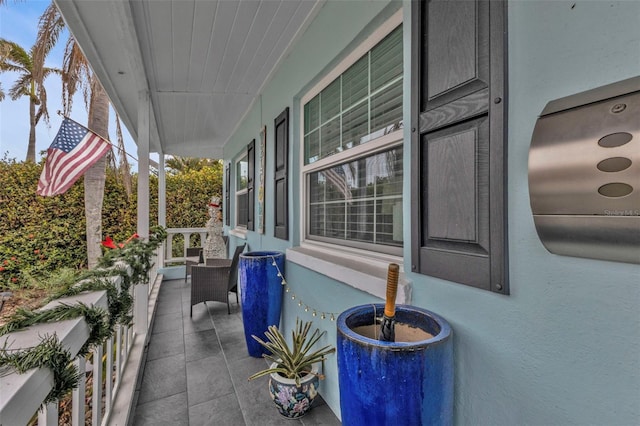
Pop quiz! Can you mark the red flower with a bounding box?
[34,249,40,254]
[10,257,16,261]
[101,236,117,249]
[2,260,7,265]
[0,266,5,272]
[124,233,139,244]
[28,234,34,239]
[11,277,17,283]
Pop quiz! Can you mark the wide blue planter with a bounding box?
[337,304,453,426]
[239,251,285,357]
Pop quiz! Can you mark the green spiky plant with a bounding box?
[248,318,336,386]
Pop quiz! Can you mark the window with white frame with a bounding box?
[302,21,403,255]
[236,154,248,227]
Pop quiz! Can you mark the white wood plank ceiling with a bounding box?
[55,0,322,158]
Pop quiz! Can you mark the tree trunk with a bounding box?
[26,97,36,162]
[84,79,109,269]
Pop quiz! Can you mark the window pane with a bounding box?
[370,80,403,138]
[376,198,403,246]
[345,160,368,200]
[342,101,369,149]
[305,130,320,165]
[320,117,341,159]
[325,202,346,239]
[305,94,320,131]
[321,166,350,201]
[347,200,374,243]
[309,204,325,236]
[307,146,403,250]
[371,26,403,92]
[342,56,368,110]
[321,79,341,123]
[237,192,248,226]
[372,149,403,196]
[309,172,325,203]
[303,24,402,164]
[236,155,248,190]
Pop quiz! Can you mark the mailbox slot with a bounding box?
[529,76,640,264]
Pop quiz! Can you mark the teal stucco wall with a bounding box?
[224,1,640,424]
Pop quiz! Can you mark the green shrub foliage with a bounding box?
[0,226,167,404]
[0,156,221,290]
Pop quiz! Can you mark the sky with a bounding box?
[0,0,140,169]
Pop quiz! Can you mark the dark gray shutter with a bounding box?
[225,163,230,226]
[247,139,255,231]
[274,108,289,240]
[411,0,508,293]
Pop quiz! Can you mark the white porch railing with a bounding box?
[0,257,161,426]
[163,227,207,266]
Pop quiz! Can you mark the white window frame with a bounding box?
[287,9,411,304]
[234,153,248,231]
[298,10,404,263]
[303,135,404,254]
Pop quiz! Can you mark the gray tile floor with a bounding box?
[131,279,341,426]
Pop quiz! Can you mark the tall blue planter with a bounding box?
[337,304,453,426]
[239,251,285,358]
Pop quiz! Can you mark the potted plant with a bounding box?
[248,318,335,418]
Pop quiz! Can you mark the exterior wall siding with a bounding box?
[223,1,640,424]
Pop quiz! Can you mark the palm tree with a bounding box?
[0,4,14,101]
[37,2,114,268]
[0,38,60,162]
[0,41,8,101]
[114,114,133,197]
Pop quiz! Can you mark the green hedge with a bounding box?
[0,157,221,289]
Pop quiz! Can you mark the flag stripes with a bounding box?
[37,118,111,196]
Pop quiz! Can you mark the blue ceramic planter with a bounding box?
[337,304,453,426]
[239,251,285,357]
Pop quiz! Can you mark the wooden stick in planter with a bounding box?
[379,263,399,342]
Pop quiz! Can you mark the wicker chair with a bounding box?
[184,247,204,281]
[190,243,246,316]
[184,236,229,281]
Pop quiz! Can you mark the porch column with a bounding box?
[135,90,150,335]
[158,153,166,268]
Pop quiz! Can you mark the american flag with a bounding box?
[322,165,353,201]
[37,118,111,196]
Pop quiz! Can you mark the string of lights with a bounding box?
[270,255,341,321]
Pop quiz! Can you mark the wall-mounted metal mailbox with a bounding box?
[529,76,640,264]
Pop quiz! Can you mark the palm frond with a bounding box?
[35,87,49,125]
[0,44,30,84]
[35,2,65,68]
[8,80,29,101]
[0,38,31,69]
[62,37,92,115]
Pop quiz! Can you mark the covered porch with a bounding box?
[0,263,339,425]
[5,0,637,425]
[133,277,339,425]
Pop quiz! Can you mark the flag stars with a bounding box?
[51,120,88,152]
